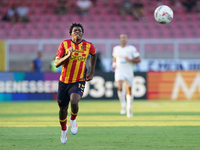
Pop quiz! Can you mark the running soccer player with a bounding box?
[112,34,141,118]
[55,23,96,144]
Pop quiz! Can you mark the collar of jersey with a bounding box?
[70,39,83,45]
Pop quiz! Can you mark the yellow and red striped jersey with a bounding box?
[56,39,96,84]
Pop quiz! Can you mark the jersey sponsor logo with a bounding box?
[73,50,84,53]
[71,55,87,61]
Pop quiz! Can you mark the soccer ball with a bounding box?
[154,5,173,24]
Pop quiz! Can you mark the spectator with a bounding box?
[55,0,71,15]
[119,0,135,18]
[16,3,30,22]
[91,0,97,5]
[156,0,164,6]
[76,0,92,16]
[2,5,18,23]
[196,0,200,14]
[31,52,43,72]
[170,0,182,12]
[182,0,196,12]
[132,0,146,21]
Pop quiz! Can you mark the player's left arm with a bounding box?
[125,56,141,64]
[86,53,97,81]
[86,44,97,81]
[125,46,141,64]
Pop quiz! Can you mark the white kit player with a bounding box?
[112,34,141,118]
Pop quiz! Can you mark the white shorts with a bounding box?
[115,71,133,87]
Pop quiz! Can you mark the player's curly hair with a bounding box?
[69,23,84,35]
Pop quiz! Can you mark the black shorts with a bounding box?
[57,81,85,107]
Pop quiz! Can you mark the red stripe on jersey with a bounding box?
[81,40,88,82]
[74,43,79,50]
[82,40,87,51]
[61,40,71,82]
[76,61,84,82]
[68,60,77,83]
[67,40,71,48]
[61,59,69,82]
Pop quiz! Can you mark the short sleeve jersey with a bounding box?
[112,45,140,73]
[56,39,96,84]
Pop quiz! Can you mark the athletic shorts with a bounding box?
[115,72,133,87]
[57,81,85,107]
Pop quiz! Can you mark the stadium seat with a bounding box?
[0,0,198,40]
[7,30,19,39]
[19,30,31,39]
[9,45,21,53]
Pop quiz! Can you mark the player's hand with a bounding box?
[125,57,131,62]
[112,65,115,70]
[67,47,74,57]
[112,62,116,70]
[86,72,94,81]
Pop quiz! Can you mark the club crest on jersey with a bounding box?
[81,46,84,50]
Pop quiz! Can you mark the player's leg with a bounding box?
[59,106,69,144]
[125,74,134,118]
[70,93,81,120]
[125,83,133,118]
[117,80,126,115]
[70,93,81,135]
[59,106,68,130]
[69,81,85,135]
[57,81,70,144]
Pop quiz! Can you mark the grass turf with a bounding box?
[0,100,200,150]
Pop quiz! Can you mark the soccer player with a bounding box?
[55,23,96,144]
[112,34,141,118]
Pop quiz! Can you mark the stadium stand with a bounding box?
[1,0,200,71]
[0,0,200,39]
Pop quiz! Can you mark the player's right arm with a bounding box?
[55,42,74,68]
[112,47,116,70]
[112,57,116,70]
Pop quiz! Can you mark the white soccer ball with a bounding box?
[154,5,173,24]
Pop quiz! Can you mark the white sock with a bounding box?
[126,94,133,110]
[117,91,126,109]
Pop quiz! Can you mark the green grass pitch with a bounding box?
[0,100,200,150]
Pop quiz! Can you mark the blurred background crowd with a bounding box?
[1,0,200,39]
[0,0,200,72]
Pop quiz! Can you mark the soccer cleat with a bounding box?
[60,125,68,144]
[70,119,78,135]
[120,108,126,115]
[127,109,133,118]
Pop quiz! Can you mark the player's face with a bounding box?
[120,35,128,45]
[71,27,83,41]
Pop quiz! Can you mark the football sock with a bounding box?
[60,117,67,131]
[70,110,78,120]
[118,91,126,109]
[126,94,133,110]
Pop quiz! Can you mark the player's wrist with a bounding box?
[112,62,116,68]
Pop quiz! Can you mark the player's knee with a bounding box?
[60,106,68,113]
[70,98,79,105]
[70,93,81,104]
[118,87,123,91]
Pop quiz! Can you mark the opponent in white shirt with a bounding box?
[112,34,141,118]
